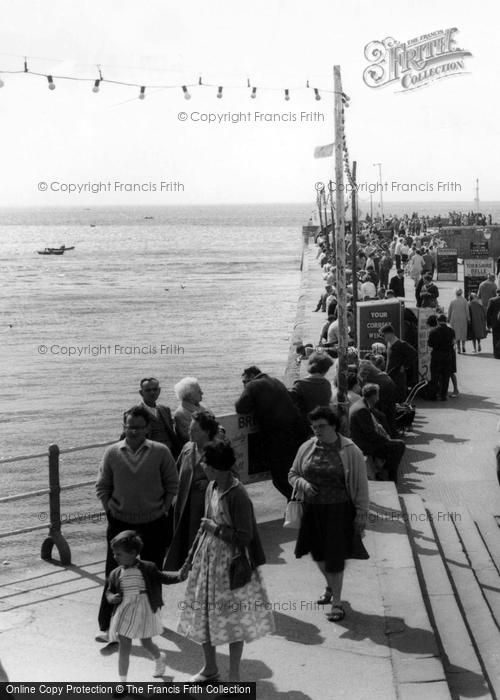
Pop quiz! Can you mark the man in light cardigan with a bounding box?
[95,405,178,642]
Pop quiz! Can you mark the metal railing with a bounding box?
[0,413,261,567]
[0,440,114,566]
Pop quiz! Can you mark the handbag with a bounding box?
[283,483,303,529]
[229,545,253,590]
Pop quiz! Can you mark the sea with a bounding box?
[1,200,499,537]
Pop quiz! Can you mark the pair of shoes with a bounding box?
[478,345,482,352]
[189,671,220,683]
[327,605,345,622]
[153,651,167,677]
[449,392,459,398]
[316,587,333,605]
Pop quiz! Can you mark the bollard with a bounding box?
[40,443,72,565]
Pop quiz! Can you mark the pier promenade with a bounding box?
[1,245,500,699]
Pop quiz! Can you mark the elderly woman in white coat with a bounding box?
[448,288,470,353]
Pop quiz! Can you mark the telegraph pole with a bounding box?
[351,160,358,345]
[333,65,348,420]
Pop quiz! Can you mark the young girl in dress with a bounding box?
[105,530,181,682]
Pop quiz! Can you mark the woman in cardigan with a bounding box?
[164,410,219,571]
[289,406,369,623]
[177,439,274,682]
[468,293,487,353]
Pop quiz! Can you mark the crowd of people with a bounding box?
[93,224,500,684]
[365,210,492,231]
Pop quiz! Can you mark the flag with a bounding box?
[314,143,334,158]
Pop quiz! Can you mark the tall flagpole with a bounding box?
[333,65,348,421]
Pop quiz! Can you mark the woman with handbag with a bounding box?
[177,439,274,682]
[289,406,369,623]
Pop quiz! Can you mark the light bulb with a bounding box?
[285,89,290,101]
[139,86,146,100]
[47,75,55,90]
[251,87,257,98]
[182,86,191,100]
[0,78,4,88]
[314,88,321,101]
[93,80,100,93]
[217,86,223,98]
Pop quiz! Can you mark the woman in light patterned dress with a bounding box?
[177,439,274,682]
[106,531,180,682]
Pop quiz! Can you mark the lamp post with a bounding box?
[373,162,384,224]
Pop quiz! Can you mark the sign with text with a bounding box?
[463,258,495,298]
[217,413,266,482]
[357,299,403,351]
[470,241,489,256]
[436,248,458,281]
[416,307,435,381]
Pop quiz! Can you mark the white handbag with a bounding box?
[283,483,304,529]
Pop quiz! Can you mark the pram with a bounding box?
[394,380,427,433]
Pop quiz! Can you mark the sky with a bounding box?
[0,0,497,206]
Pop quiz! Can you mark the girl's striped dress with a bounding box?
[109,565,163,641]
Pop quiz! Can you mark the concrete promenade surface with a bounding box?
[1,244,499,699]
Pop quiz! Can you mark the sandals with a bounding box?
[327,605,345,622]
[316,587,332,605]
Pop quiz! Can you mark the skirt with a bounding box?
[177,533,275,646]
[109,593,164,641]
[295,501,369,573]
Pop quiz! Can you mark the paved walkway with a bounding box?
[1,242,498,699]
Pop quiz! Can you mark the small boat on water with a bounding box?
[37,245,75,255]
[38,248,65,255]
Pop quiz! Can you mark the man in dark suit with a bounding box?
[139,377,181,458]
[381,324,417,401]
[486,290,500,359]
[349,384,405,483]
[427,315,455,400]
[389,268,405,297]
[235,366,311,500]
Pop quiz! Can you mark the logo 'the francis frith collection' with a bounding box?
[363,28,472,92]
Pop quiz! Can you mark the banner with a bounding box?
[436,248,458,281]
[356,299,403,352]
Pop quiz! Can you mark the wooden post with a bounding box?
[351,161,358,345]
[323,191,329,248]
[333,65,348,422]
[328,183,336,253]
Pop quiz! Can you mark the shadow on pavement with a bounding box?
[259,518,296,565]
[0,562,104,611]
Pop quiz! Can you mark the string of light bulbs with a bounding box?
[0,56,334,100]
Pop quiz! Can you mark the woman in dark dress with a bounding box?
[290,352,333,418]
[289,406,369,622]
[164,410,219,570]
